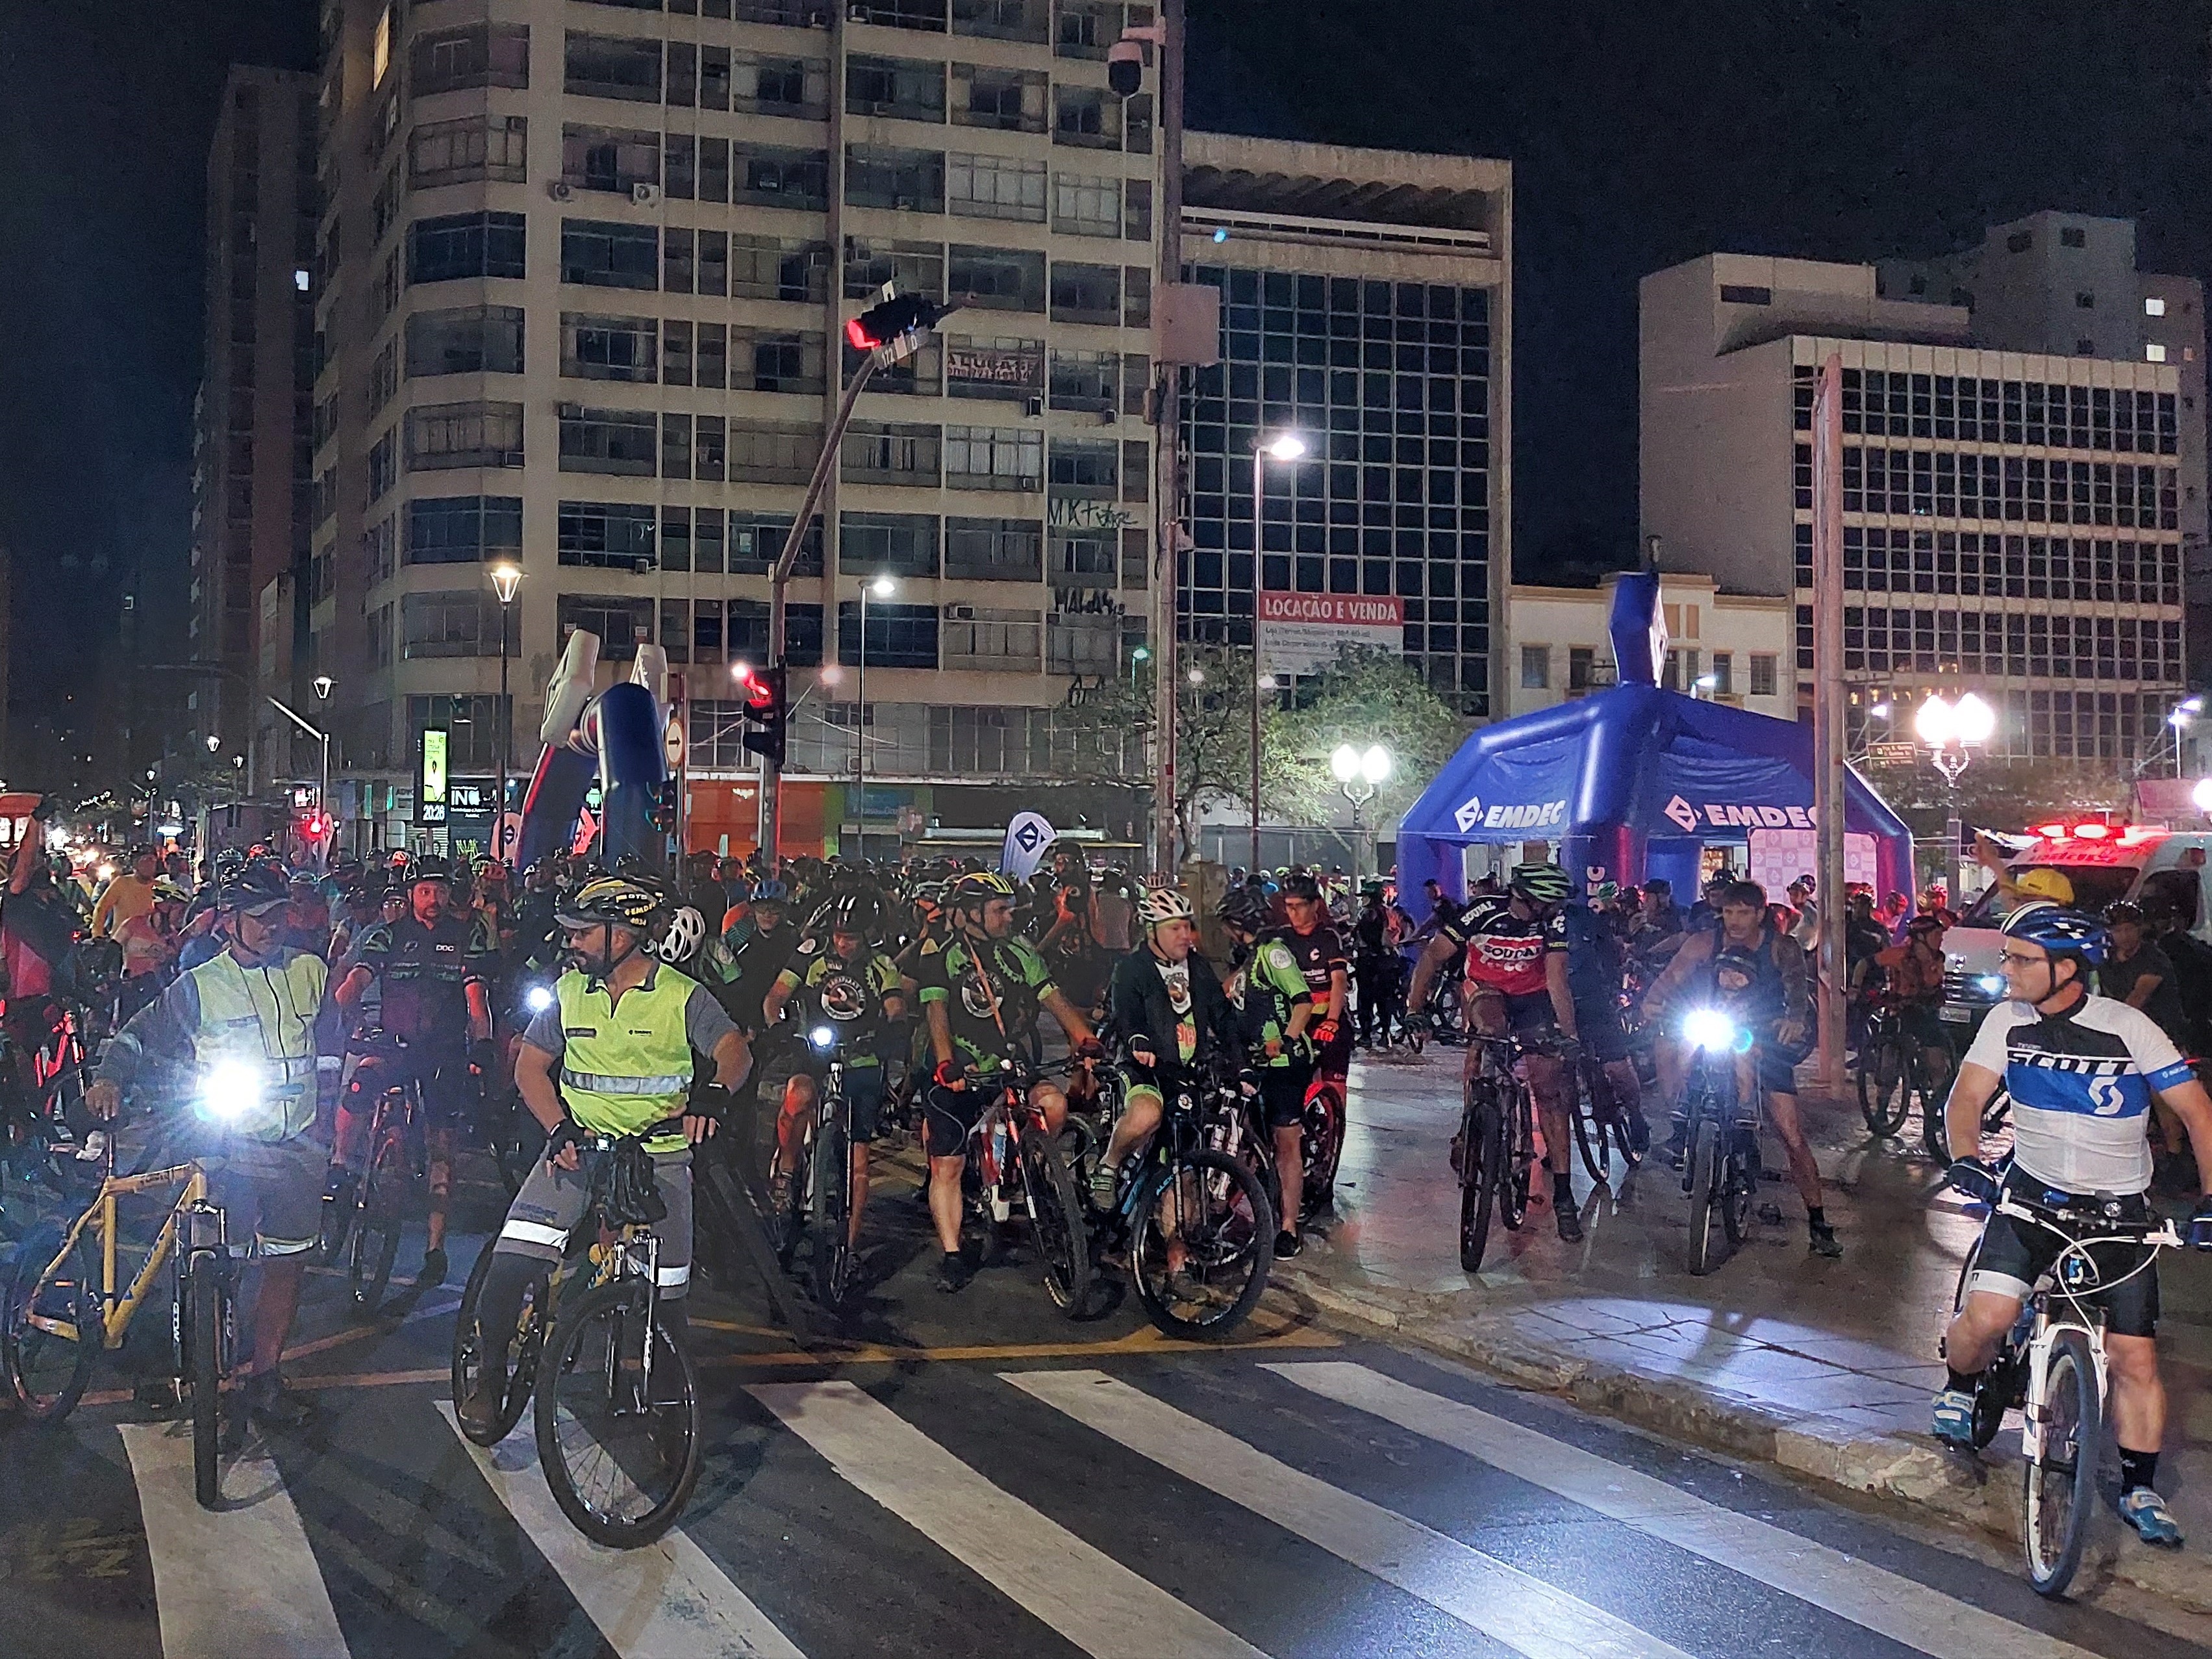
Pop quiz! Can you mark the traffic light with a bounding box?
[740,663,789,767]
[845,292,946,353]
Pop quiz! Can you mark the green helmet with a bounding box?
[1507,862,1572,907]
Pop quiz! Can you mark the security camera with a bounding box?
[1107,38,1144,97]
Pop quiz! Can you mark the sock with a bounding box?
[1807,1206,1828,1231]
[1552,1171,1574,1205]
[1944,1367,1981,1395]
[2118,1447,2159,1494]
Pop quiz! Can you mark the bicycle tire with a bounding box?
[535,1278,700,1549]
[1686,1117,1722,1276]
[451,1241,546,1446]
[811,1111,855,1311]
[1570,1078,1609,1185]
[348,1131,406,1313]
[1129,1147,1271,1339]
[188,1250,224,1510]
[1458,1087,1502,1273]
[1719,1126,1755,1249]
[1920,1052,1954,1164]
[3,1224,97,1423]
[1499,1086,1533,1232]
[2024,1328,2101,1599]
[1301,1083,1344,1213]
[1018,1125,1092,1316]
[1857,1033,1913,1139]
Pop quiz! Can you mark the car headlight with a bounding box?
[1976,974,2005,998]
[1681,1008,1742,1054]
[524,984,555,1014]
[199,1059,266,1122]
[809,1025,836,1052]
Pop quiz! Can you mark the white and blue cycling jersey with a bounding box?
[1962,993,2191,1196]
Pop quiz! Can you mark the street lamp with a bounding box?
[2167,695,2204,779]
[855,572,896,861]
[1329,742,1391,880]
[1915,691,1995,900]
[1250,431,1307,870]
[1692,672,1719,700]
[487,561,523,864]
[265,694,333,870]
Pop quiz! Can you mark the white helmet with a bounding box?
[1138,887,1196,930]
[650,904,707,963]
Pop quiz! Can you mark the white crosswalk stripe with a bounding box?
[434,1402,805,1658]
[119,1421,351,1659]
[749,1378,1266,1659]
[1007,1368,1698,1659]
[1266,1360,2109,1659]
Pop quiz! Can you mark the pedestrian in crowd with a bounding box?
[91,846,162,940]
[2102,901,2198,1191]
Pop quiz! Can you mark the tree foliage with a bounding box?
[1854,758,2134,841]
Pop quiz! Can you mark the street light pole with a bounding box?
[488,562,523,864]
[312,674,334,865]
[265,694,333,870]
[1915,691,1995,902]
[1250,434,1305,872]
[855,572,894,861]
[1330,743,1391,880]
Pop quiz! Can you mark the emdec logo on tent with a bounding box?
[1457,794,1567,833]
[1665,794,1821,834]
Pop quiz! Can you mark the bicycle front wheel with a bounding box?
[2024,1328,2101,1598]
[348,1132,407,1313]
[536,1278,701,1549]
[1018,1125,1092,1316]
[1570,1075,1610,1184]
[188,1251,225,1510]
[1686,1117,1722,1276]
[3,1225,97,1423]
[1857,1035,1913,1139]
[1129,1148,1271,1339]
[811,1111,855,1312]
[1458,1089,1502,1273]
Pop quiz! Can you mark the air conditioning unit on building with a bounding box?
[503,115,527,133]
[547,180,574,201]
[632,181,662,206]
[948,604,976,621]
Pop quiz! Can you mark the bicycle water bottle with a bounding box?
[989,1121,1012,1223]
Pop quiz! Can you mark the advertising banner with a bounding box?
[416,729,449,826]
[1257,590,1405,676]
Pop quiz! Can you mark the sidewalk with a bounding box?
[1274,1044,2212,1614]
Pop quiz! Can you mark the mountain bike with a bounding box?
[1944,1183,2187,1597]
[321,1028,425,1314]
[952,1060,1092,1316]
[1298,1067,1346,1213]
[1854,998,1928,1139]
[762,1028,865,1311]
[1676,1008,1765,1276]
[1569,1047,1643,1184]
[1456,1034,1537,1273]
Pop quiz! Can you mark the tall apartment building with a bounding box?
[189,66,320,781]
[1177,134,1510,719]
[310,0,1164,857]
[1642,215,2206,773]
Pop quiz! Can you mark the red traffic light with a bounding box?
[846,292,945,352]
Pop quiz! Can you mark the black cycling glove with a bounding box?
[1943,1156,2002,1208]
[2188,1193,2212,1253]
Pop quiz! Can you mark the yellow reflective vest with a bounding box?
[555,965,696,1152]
[187,947,328,1142]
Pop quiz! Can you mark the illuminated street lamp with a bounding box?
[2167,695,2205,779]
[1914,692,1996,899]
[1248,431,1307,870]
[1330,743,1392,880]
[487,561,523,863]
[2192,777,2212,818]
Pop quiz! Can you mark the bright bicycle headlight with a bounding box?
[1681,1008,1742,1054]
[1976,974,2005,998]
[524,983,555,1014]
[198,1058,266,1122]
[809,1025,836,1052]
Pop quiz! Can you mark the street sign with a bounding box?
[1863,742,1919,766]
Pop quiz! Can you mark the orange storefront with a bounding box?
[683,776,831,859]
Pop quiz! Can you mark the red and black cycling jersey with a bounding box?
[1264,922,1350,1000]
[1444,896,1565,999]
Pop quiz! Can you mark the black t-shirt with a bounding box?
[1266,922,1349,1000]
[355,912,493,1043]
[2100,944,2192,1050]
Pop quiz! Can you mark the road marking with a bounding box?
[435,1402,804,1658]
[703,1319,1334,1370]
[119,1421,351,1659]
[1009,1368,1695,1659]
[1266,1361,2108,1659]
[749,1379,1263,1659]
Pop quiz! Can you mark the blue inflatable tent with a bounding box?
[1396,573,1915,902]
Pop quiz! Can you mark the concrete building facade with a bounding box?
[1505,572,1791,723]
[1642,222,2205,772]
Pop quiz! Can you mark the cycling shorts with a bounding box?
[211,1133,327,1259]
[779,1061,887,1143]
[1570,995,1630,1065]
[1258,1059,1312,1131]
[1470,986,1561,1044]
[1967,1172,2159,1339]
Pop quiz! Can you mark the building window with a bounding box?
[732,233,831,301]
[407,211,527,283]
[1048,437,1116,496]
[1748,653,1778,696]
[1519,644,1550,690]
[410,114,528,188]
[842,511,940,578]
[564,31,662,102]
[2146,296,2167,317]
[944,424,1042,490]
[557,500,659,568]
[400,590,497,659]
[732,144,831,210]
[947,151,1044,222]
[560,123,660,193]
[1052,84,1119,147]
[368,429,397,500]
[557,594,655,659]
[951,62,1046,131]
[1052,171,1122,237]
[838,600,938,668]
[844,144,946,212]
[842,421,941,485]
[953,0,1048,40]
[731,51,822,118]
[410,23,530,95]
[405,305,525,376]
[557,405,658,474]
[727,421,822,484]
[848,0,948,31]
[941,605,1042,669]
[404,495,523,565]
[406,401,525,470]
[560,312,657,380]
[560,218,659,288]
[846,53,946,121]
[948,243,1045,310]
[727,510,822,575]
[2147,342,2168,364]
[1049,348,1119,411]
[945,516,1042,581]
[1718,283,1771,305]
[1709,652,1733,695]
[845,237,946,299]
[1566,647,1594,691]
[1049,260,1122,323]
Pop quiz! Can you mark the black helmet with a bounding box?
[1218,887,1273,933]
[411,855,453,883]
[555,876,666,935]
[826,893,880,940]
[1280,872,1322,902]
[216,865,290,915]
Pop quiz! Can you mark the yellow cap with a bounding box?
[2015,868,2075,905]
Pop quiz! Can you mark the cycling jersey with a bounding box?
[1266,922,1348,1003]
[1445,896,1565,999]
[772,940,902,1066]
[1226,937,1313,1066]
[352,913,494,1045]
[919,933,1055,1070]
[1961,993,2192,1195]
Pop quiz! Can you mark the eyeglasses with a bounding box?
[1996,949,2047,968]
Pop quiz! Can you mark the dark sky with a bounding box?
[1,1,2207,758]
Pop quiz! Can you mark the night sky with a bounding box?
[2,1,2206,768]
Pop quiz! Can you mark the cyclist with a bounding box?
[458,876,748,1437]
[1563,885,1652,1156]
[1645,878,1841,1259]
[918,870,1102,1293]
[1217,886,1318,1257]
[760,894,905,1250]
[1407,862,1587,1243]
[1266,873,1350,1140]
[1351,883,1403,1050]
[1872,913,1952,1095]
[327,855,496,1287]
[1935,903,2212,1546]
[86,865,330,1436]
[724,879,798,1031]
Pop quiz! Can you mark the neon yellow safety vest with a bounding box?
[555,965,696,1152]
[187,948,328,1143]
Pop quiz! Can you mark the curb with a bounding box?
[1272,1262,2207,1617]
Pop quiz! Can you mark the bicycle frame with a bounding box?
[27,1158,214,1351]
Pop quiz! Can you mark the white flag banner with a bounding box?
[1000,812,1057,879]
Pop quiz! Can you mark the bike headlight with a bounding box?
[809,1025,836,1052]
[525,983,555,1014]
[1976,974,2005,998]
[1681,1008,1741,1054]
[199,1059,266,1122]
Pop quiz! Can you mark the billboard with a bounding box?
[1257,590,1405,676]
[416,729,449,825]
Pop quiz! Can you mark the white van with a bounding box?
[1940,824,2212,1031]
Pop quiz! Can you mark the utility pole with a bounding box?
[1811,353,1848,1091]
[1150,0,1187,879]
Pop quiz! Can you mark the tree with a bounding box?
[1261,649,1466,831]
[1853,758,2134,843]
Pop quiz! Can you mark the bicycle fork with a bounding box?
[2017,1316,2105,1463]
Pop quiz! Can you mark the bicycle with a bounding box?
[1942,1181,2187,1597]
[1455,1034,1539,1273]
[1,1067,255,1510]
[1854,998,1926,1139]
[450,1117,701,1549]
[1298,1067,1346,1215]
[951,1059,1092,1316]
[1098,1060,1274,1339]
[321,1028,426,1314]
[1569,1047,1643,1185]
[1676,1008,1765,1276]
[764,1026,865,1312]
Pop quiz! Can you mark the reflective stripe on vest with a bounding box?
[554,965,696,1143]
[188,948,328,1142]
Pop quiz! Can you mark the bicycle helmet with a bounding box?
[949,871,1016,909]
[1508,862,1572,907]
[1218,887,1274,933]
[825,893,879,940]
[1998,902,2107,969]
[1138,887,1196,930]
[556,876,666,935]
[1279,872,1322,902]
[751,878,790,905]
[410,854,453,883]
[216,865,291,915]
[650,904,707,963]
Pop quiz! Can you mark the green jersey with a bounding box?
[773,940,903,1065]
[920,933,1055,1070]
[1227,935,1314,1067]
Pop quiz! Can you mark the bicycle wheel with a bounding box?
[1686,1117,1722,1276]
[1457,1088,1502,1273]
[1499,1089,1533,1231]
[1129,1148,1271,1339]
[811,1112,856,1311]
[1718,1126,1755,1249]
[3,1224,97,1423]
[1857,1035,1913,1138]
[1301,1083,1344,1213]
[1570,1071,1610,1185]
[2024,1328,2101,1599]
[1920,1053,1954,1164]
[535,1278,700,1548]
[451,1243,547,1447]
[1018,1125,1092,1316]
[768,1141,807,1272]
[187,1250,225,1510]
[347,1129,406,1313]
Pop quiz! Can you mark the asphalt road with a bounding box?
[1,1150,2204,1659]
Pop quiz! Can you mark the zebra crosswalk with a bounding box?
[10,1350,2188,1659]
